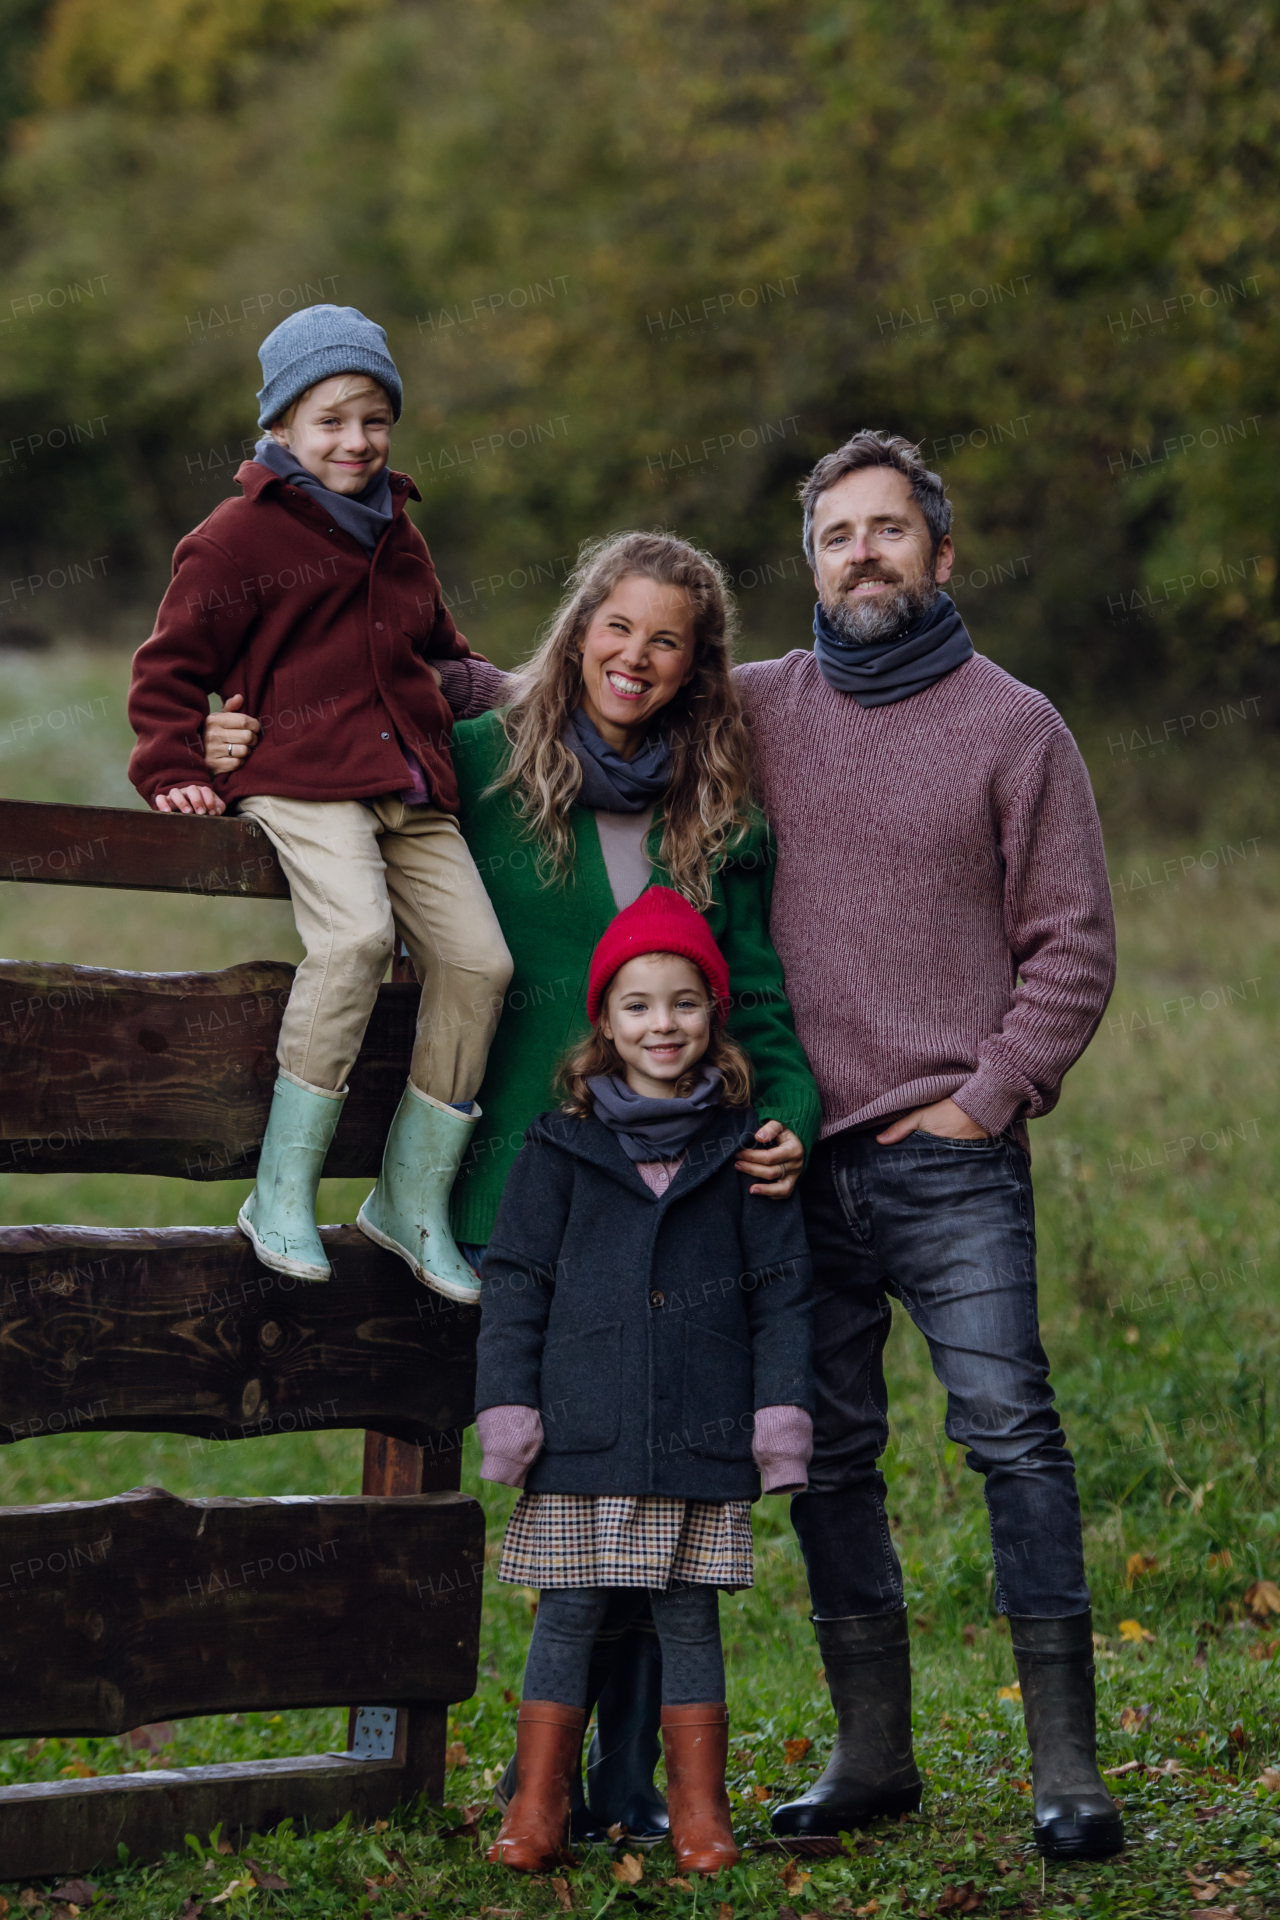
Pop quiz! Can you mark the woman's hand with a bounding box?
[735,1120,805,1198]
[155,784,226,816]
[203,693,262,772]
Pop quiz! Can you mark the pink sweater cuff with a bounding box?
[752,1404,813,1494]
[477,1404,544,1487]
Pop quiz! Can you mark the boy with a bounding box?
[128,303,512,1301]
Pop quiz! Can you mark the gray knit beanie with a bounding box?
[256,304,403,427]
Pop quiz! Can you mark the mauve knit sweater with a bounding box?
[439,646,1116,1141]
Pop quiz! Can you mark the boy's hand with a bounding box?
[155,784,226,816]
[736,1120,805,1198]
[203,693,262,772]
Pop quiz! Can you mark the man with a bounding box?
[200,432,1120,1859]
[734,431,1120,1861]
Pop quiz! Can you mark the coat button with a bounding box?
[375,620,385,630]
[649,1290,664,1308]
[381,731,390,740]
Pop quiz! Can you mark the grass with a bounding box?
[1,643,1279,1916]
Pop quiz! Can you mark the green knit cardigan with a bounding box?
[447,708,822,1247]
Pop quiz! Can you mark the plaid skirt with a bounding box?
[498,1493,753,1591]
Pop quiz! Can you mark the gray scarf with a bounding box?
[564,707,672,811]
[253,435,394,553]
[812,590,974,707]
[587,1065,725,1162]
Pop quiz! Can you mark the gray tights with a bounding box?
[523,1583,724,1708]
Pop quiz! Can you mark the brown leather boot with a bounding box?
[660,1704,740,1874]
[487,1701,586,1871]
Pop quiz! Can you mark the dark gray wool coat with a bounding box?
[475,1104,814,1502]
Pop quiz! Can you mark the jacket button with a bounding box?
[381,731,390,740]
[375,620,385,630]
[649,1290,664,1308]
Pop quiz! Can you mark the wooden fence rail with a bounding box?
[0,797,487,1874]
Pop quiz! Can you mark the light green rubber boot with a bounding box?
[237,1070,346,1282]
[357,1081,482,1303]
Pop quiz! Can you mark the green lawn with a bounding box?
[1,644,1278,1917]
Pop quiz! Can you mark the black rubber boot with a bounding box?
[586,1618,669,1838]
[770,1610,922,1837]
[1010,1612,1125,1860]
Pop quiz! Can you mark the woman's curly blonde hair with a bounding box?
[492,531,755,911]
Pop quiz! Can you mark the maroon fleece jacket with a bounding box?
[127,461,472,809]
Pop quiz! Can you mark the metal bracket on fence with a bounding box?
[343,1707,399,1760]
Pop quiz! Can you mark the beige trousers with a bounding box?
[240,794,513,1101]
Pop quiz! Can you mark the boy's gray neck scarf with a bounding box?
[811,590,974,706]
[587,1065,724,1162]
[564,706,672,811]
[253,435,394,553]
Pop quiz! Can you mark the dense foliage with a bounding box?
[1,1,1277,708]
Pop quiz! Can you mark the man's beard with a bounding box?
[820,570,939,644]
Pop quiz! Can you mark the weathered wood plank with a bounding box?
[0,961,417,1177]
[0,1746,442,1878]
[0,1484,484,1738]
[0,797,289,897]
[0,1225,479,1446]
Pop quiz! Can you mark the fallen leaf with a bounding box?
[1247,1639,1279,1660]
[373,1820,389,1833]
[665,1879,692,1892]
[1207,1550,1232,1570]
[502,1688,516,1703]
[1221,1870,1251,1886]
[1188,1909,1240,1920]
[752,1783,771,1802]
[783,1737,812,1764]
[1104,1759,1143,1775]
[18,1898,44,1914]
[936,1885,981,1916]
[176,1901,203,1920]
[1119,1705,1150,1732]
[717,1906,734,1920]
[551,1878,572,1913]
[780,1861,811,1895]
[1244,1578,1280,1618]
[855,1904,880,1917]
[613,1854,643,1886]
[445,1743,468,1767]
[996,1684,1021,1702]
[244,1860,289,1892]
[126,1722,176,1754]
[607,1824,626,1842]
[1125,1551,1159,1587]
[58,1760,97,1779]
[208,1880,252,1906]
[1118,1619,1156,1643]
[48,1891,96,1910]
[1257,1767,1280,1790]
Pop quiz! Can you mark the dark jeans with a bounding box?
[523,1583,724,1708]
[790,1126,1089,1621]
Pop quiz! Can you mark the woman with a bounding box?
[203,529,820,1837]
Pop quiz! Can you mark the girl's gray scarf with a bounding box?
[587,1065,724,1162]
[564,706,672,811]
[253,435,394,553]
[812,590,974,706]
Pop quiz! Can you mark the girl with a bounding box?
[476,888,814,1874]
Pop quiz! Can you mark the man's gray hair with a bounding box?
[799,430,952,567]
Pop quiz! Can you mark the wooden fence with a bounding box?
[0,799,485,1875]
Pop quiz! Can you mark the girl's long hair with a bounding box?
[493,531,755,911]
[557,958,753,1117]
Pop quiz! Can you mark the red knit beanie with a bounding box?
[587,887,731,1024]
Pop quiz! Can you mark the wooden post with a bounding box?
[351,1425,468,1798]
